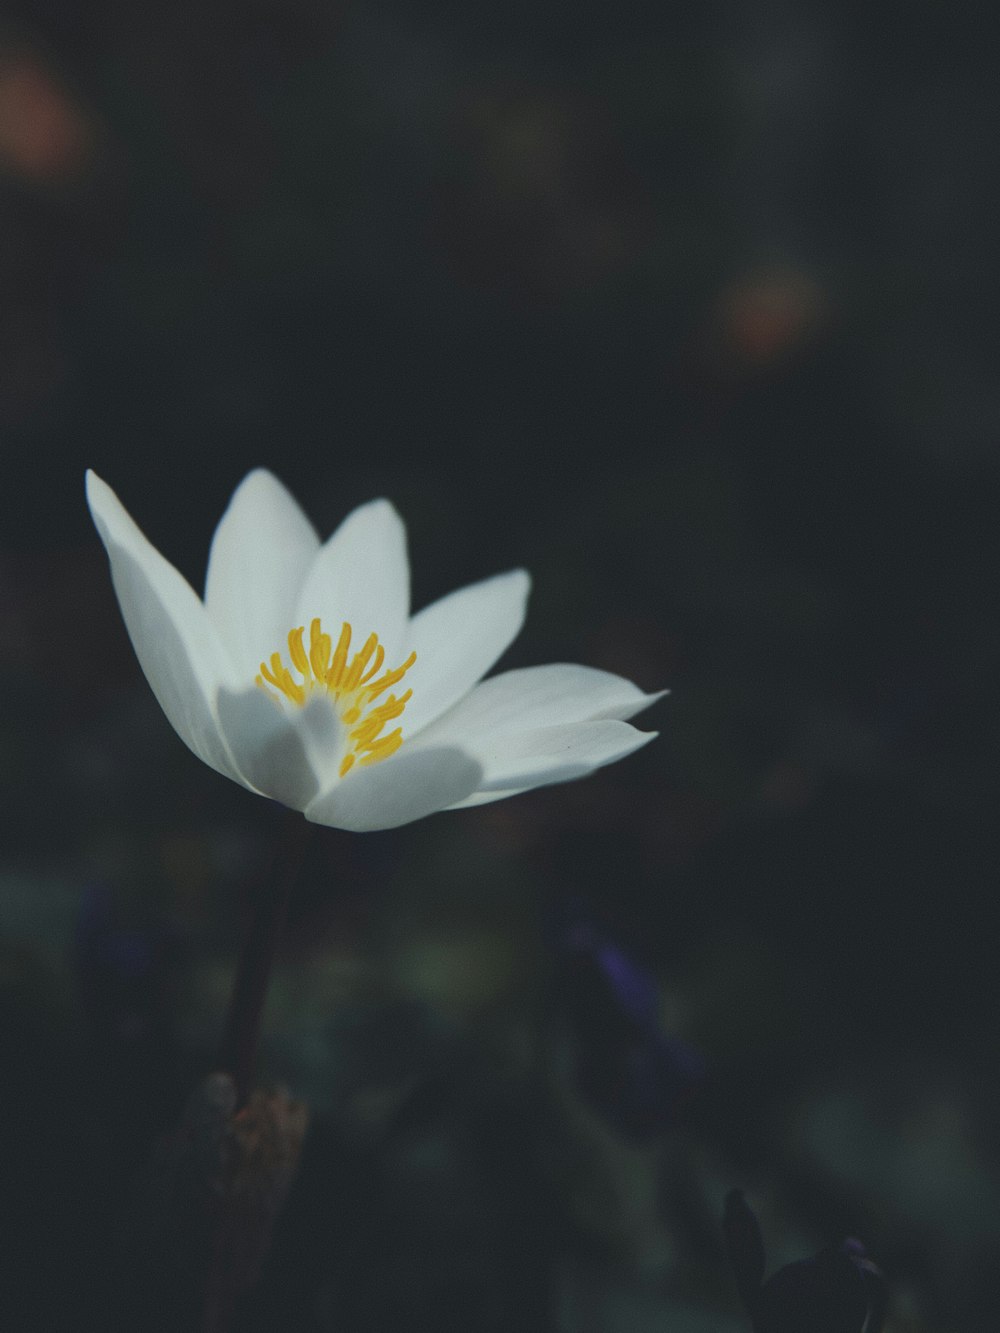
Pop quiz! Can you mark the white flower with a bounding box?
[86,469,663,831]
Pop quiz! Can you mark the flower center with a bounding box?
[256,618,416,778]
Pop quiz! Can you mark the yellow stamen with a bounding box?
[359,644,385,684]
[359,728,403,764]
[341,632,378,692]
[327,621,352,689]
[366,651,418,701]
[256,618,416,778]
[288,626,310,680]
[309,618,332,678]
[259,655,305,706]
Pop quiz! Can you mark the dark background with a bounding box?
[1,1,997,1329]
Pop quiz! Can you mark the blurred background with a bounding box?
[1,0,997,1328]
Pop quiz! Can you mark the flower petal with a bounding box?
[296,498,409,664]
[215,687,322,810]
[86,471,246,785]
[204,469,319,676]
[445,786,533,810]
[401,570,531,736]
[412,662,664,749]
[304,747,482,831]
[461,719,656,791]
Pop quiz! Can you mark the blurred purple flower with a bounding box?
[559,918,704,1140]
[75,885,180,1044]
[724,1190,887,1333]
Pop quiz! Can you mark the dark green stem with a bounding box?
[216,811,311,1105]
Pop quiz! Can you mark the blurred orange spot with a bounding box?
[717,268,825,369]
[0,54,94,182]
[754,758,817,813]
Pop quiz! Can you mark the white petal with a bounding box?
[215,687,321,811]
[204,469,319,676]
[304,747,482,831]
[401,570,531,736]
[462,719,656,791]
[411,662,664,749]
[296,498,409,664]
[446,786,533,810]
[86,471,246,785]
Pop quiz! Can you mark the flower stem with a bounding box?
[217,811,311,1105]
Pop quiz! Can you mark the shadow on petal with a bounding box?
[305,747,482,831]
[217,687,320,810]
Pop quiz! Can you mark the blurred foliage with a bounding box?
[1,0,997,1328]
